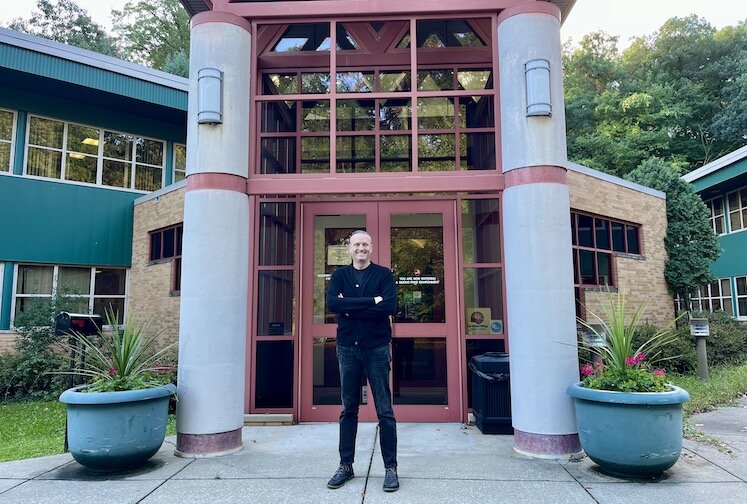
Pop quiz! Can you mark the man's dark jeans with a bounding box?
[336,343,397,469]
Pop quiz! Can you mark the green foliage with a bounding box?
[113,0,190,76]
[669,363,747,415]
[625,158,721,298]
[60,308,176,392]
[6,0,119,56]
[578,290,680,392]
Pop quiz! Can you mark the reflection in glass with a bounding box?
[380,99,411,130]
[336,72,374,93]
[461,199,500,264]
[418,97,455,129]
[462,268,503,329]
[417,69,454,91]
[27,147,62,179]
[337,136,375,173]
[460,132,495,170]
[380,71,410,92]
[595,218,610,250]
[313,338,342,405]
[380,135,411,172]
[67,124,99,155]
[259,202,296,266]
[102,159,129,188]
[302,73,331,93]
[263,73,297,95]
[393,338,447,405]
[261,137,296,174]
[579,250,596,285]
[0,110,13,140]
[272,23,330,52]
[300,137,330,173]
[577,214,593,247]
[256,341,294,408]
[257,270,294,336]
[337,100,375,131]
[95,269,126,295]
[58,267,90,295]
[135,165,163,191]
[0,143,10,172]
[598,252,612,286]
[457,69,492,90]
[391,213,445,323]
[626,226,640,254]
[302,101,330,132]
[104,132,134,161]
[29,117,63,148]
[418,134,455,171]
[416,19,485,48]
[459,96,494,128]
[262,101,297,133]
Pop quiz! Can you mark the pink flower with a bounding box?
[108,367,117,376]
[625,356,636,366]
[580,363,595,376]
[653,369,666,376]
[634,353,647,364]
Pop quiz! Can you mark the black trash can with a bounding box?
[469,352,512,434]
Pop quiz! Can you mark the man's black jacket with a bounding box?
[326,263,397,349]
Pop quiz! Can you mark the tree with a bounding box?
[113,0,190,77]
[625,158,721,306]
[7,0,119,56]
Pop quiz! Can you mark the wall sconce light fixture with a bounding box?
[197,68,223,125]
[525,59,552,117]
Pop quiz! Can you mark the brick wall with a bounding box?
[567,168,674,328]
[129,185,186,348]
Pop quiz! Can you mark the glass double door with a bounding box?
[300,200,460,422]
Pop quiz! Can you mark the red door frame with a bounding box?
[299,199,461,422]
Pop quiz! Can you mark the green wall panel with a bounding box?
[0,176,136,267]
[712,231,747,278]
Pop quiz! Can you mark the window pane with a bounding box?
[313,338,341,405]
[150,232,162,261]
[739,298,747,318]
[729,210,742,231]
[737,277,747,296]
[257,270,294,336]
[611,222,625,251]
[579,250,596,285]
[577,215,593,247]
[94,268,126,295]
[595,218,610,250]
[337,136,375,173]
[104,132,133,161]
[102,159,130,188]
[571,213,577,245]
[136,139,164,166]
[261,101,297,133]
[17,265,53,294]
[380,99,411,130]
[336,71,374,93]
[461,199,500,264]
[626,225,640,254]
[418,134,455,171]
[259,202,296,266]
[65,123,99,156]
[163,228,176,258]
[460,132,495,170]
[416,20,485,48]
[58,267,90,295]
[457,69,492,90]
[272,23,330,52]
[302,101,330,132]
[134,165,162,191]
[65,154,97,183]
[27,147,62,179]
[380,135,412,172]
[301,72,331,93]
[597,252,612,286]
[417,69,454,91]
[459,96,494,128]
[0,110,13,140]
[715,217,724,235]
[380,71,410,92]
[337,100,375,131]
[300,137,330,173]
[418,97,455,129]
[462,267,503,330]
[393,338,447,405]
[93,298,125,324]
[0,143,10,172]
[29,117,63,148]
[261,138,296,174]
[263,73,297,94]
[255,341,294,408]
[721,278,732,296]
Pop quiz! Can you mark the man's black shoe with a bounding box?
[383,467,399,492]
[327,464,354,489]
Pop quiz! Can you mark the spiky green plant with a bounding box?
[59,307,175,392]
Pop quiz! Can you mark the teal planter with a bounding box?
[59,384,175,472]
[567,382,690,478]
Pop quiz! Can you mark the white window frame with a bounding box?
[726,186,747,234]
[686,278,734,316]
[173,143,186,183]
[736,276,747,321]
[0,107,17,174]
[10,264,129,329]
[705,196,726,236]
[23,113,166,192]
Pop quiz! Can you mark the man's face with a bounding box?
[349,233,372,264]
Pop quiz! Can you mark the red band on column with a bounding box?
[504,166,567,188]
[497,2,561,25]
[187,173,247,193]
[192,11,252,32]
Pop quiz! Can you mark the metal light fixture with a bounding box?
[525,59,552,117]
[197,68,223,125]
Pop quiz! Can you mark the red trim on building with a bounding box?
[503,166,566,188]
[191,10,252,33]
[496,1,560,26]
[187,173,248,193]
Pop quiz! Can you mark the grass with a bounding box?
[0,401,177,462]
[0,364,744,463]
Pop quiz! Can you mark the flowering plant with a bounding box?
[59,308,175,393]
[577,290,679,393]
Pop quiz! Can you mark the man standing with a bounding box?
[326,230,399,492]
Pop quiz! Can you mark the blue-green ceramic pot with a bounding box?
[567,382,690,478]
[59,384,175,472]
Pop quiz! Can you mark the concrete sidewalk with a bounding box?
[0,398,745,504]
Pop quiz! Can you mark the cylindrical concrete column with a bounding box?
[497,3,581,458]
[176,12,252,457]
